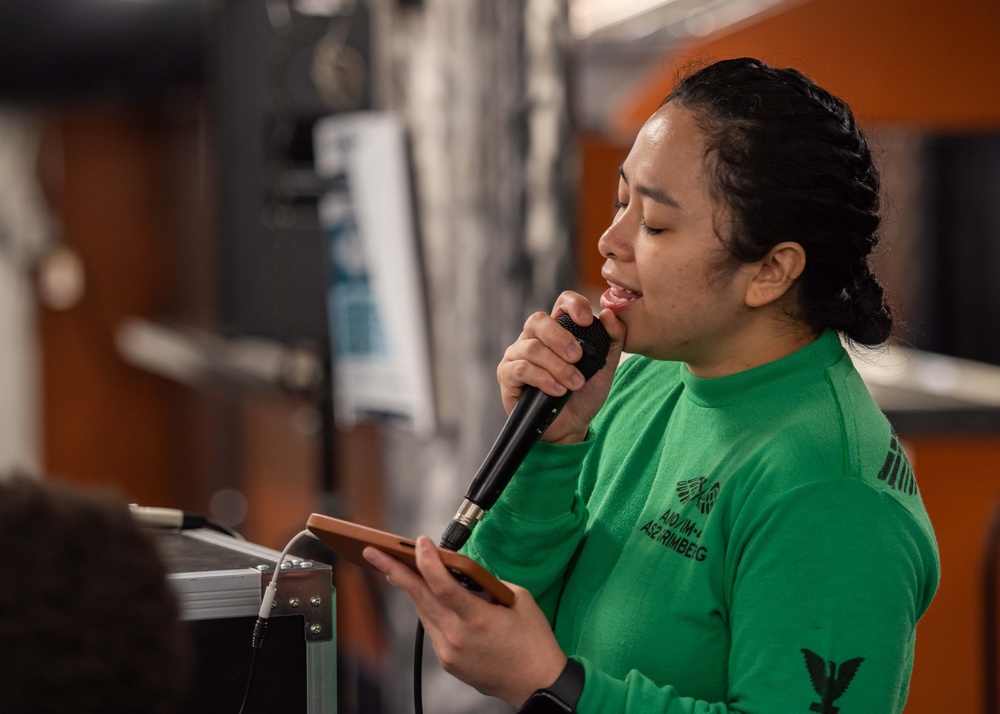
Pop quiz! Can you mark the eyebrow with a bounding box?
[619,165,682,211]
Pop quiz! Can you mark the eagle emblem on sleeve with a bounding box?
[800,648,865,714]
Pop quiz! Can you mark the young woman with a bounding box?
[364,57,939,713]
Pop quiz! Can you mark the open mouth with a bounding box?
[600,281,642,311]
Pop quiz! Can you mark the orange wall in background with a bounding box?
[39,109,184,508]
[904,435,1000,714]
[615,0,1000,134]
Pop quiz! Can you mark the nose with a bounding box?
[597,209,632,261]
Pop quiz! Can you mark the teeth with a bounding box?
[608,281,641,298]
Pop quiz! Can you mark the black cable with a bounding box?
[414,620,425,714]
[238,621,267,714]
[237,530,312,714]
[204,519,244,539]
[412,534,461,713]
[238,649,258,714]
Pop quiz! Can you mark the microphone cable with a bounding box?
[413,532,457,714]
[414,620,426,714]
[237,529,315,714]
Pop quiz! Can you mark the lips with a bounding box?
[600,278,642,312]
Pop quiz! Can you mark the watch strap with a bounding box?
[544,657,586,710]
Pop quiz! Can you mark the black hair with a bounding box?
[0,475,190,714]
[664,57,892,346]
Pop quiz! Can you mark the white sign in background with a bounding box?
[314,112,435,435]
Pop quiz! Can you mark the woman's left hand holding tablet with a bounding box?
[363,538,567,708]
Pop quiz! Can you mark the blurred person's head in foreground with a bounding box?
[0,473,190,714]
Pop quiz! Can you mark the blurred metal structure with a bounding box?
[0,0,203,103]
[211,0,372,343]
[850,341,1000,434]
[569,0,799,130]
[117,318,327,399]
[371,1,574,711]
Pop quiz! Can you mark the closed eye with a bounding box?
[616,198,666,234]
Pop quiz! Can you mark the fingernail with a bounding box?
[566,343,581,361]
[417,536,434,554]
[570,372,585,389]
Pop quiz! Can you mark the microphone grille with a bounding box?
[557,314,611,381]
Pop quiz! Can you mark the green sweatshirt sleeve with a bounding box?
[463,439,592,620]
[574,479,938,713]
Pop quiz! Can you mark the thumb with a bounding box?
[597,308,627,369]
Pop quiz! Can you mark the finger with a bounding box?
[363,547,458,646]
[597,307,628,362]
[501,337,584,397]
[363,547,425,594]
[412,536,482,617]
[522,311,584,364]
[551,290,597,328]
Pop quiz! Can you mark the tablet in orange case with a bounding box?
[306,514,515,607]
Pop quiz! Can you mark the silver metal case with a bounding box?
[159,528,336,713]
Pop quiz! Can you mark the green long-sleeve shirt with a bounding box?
[465,330,939,713]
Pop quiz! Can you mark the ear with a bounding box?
[744,242,806,308]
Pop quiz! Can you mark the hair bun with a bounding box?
[840,269,893,345]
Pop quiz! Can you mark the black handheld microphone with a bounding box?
[439,315,611,552]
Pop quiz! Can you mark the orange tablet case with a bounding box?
[306,514,515,607]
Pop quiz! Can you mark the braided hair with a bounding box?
[664,58,892,346]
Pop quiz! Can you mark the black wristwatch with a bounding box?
[517,657,585,713]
